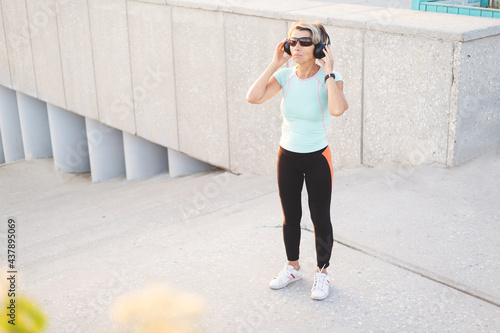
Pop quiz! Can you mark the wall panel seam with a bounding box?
[170,5,180,151]
[86,0,100,120]
[360,30,366,165]
[0,0,13,88]
[222,12,231,170]
[124,0,137,135]
[53,0,67,109]
[24,0,38,98]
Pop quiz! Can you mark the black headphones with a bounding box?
[284,32,331,59]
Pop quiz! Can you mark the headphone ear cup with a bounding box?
[284,40,291,55]
[314,41,326,59]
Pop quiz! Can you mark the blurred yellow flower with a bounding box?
[0,269,46,333]
[110,283,204,333]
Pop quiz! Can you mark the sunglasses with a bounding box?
[287,37,314,47]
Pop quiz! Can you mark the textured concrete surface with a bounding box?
[0,6,11,89]
[127,1,179,149]
[1,0,36,96]
[55,0,98,119]
[325,25,364,168]
[172,6,230,169]
[451,34,500,166]
[362,31,454,167]
[26,0,66,107]
[89,0,135,134]
[1,144,499,332]
[225,14,285,174]
[1,0,499,174]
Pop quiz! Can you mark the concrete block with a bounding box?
[365,9,500,42]
[123,132,168,180]
[285,4,388,30]
[168,148,214,178]
[1,0,37,96]
[167,0,334,19]
[449,35,500,166]
[0,85,24,162]
[17,92,52,160]
[88,0,134,133]
[363,31,454,167]
[86,118,126,182]
[133,0,166,4]
[325,25,363,169]
[26,0,66,108]
[225,14,285,175]
[127,2,178,149]
[47,104,90,173]
[0,4,12,88]
[55,0,98,119]
[172,7,229,169]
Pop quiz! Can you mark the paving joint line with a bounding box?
[333,234,500,308]
[261,224,500,308]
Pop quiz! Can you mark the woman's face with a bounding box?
[289,29,315,64]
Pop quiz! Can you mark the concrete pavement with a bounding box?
[1,143,499,332]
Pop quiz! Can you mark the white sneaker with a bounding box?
[269,264,302,290]
[310,271,331,300]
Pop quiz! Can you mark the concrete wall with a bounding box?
[0,0,499,174]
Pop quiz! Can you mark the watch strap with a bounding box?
[324,73,336,82]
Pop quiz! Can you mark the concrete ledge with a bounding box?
[138,1,500,41]
[0,0,499,173]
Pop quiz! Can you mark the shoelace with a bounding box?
[312,264,328,290]
[312,273,326,290]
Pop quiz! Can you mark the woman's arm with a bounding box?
[318,45,349,116]
[326,79,348,117]
[246,39,291,105]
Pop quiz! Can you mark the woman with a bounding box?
[246,21,348,300]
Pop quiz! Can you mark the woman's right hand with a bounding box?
[246,39,289,104]
[272,39,292,67]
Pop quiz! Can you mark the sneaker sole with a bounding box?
[310,292,328,300]
[269,276,302,290]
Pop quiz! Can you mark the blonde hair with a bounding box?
[289,21,328,45]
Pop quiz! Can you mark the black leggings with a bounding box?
[277,145,334,269]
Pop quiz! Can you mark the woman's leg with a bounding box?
[277,147,304,264]
[304,146,334,271]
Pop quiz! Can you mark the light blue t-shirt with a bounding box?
[273,66,343,153]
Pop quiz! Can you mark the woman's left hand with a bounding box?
[318,45,334,74]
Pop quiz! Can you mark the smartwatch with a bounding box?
[325,73,336,82]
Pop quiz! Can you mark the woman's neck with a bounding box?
[296,62,320,79]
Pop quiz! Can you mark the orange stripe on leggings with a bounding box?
[322,145,333,183]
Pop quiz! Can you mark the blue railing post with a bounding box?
[411,0,426,10]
